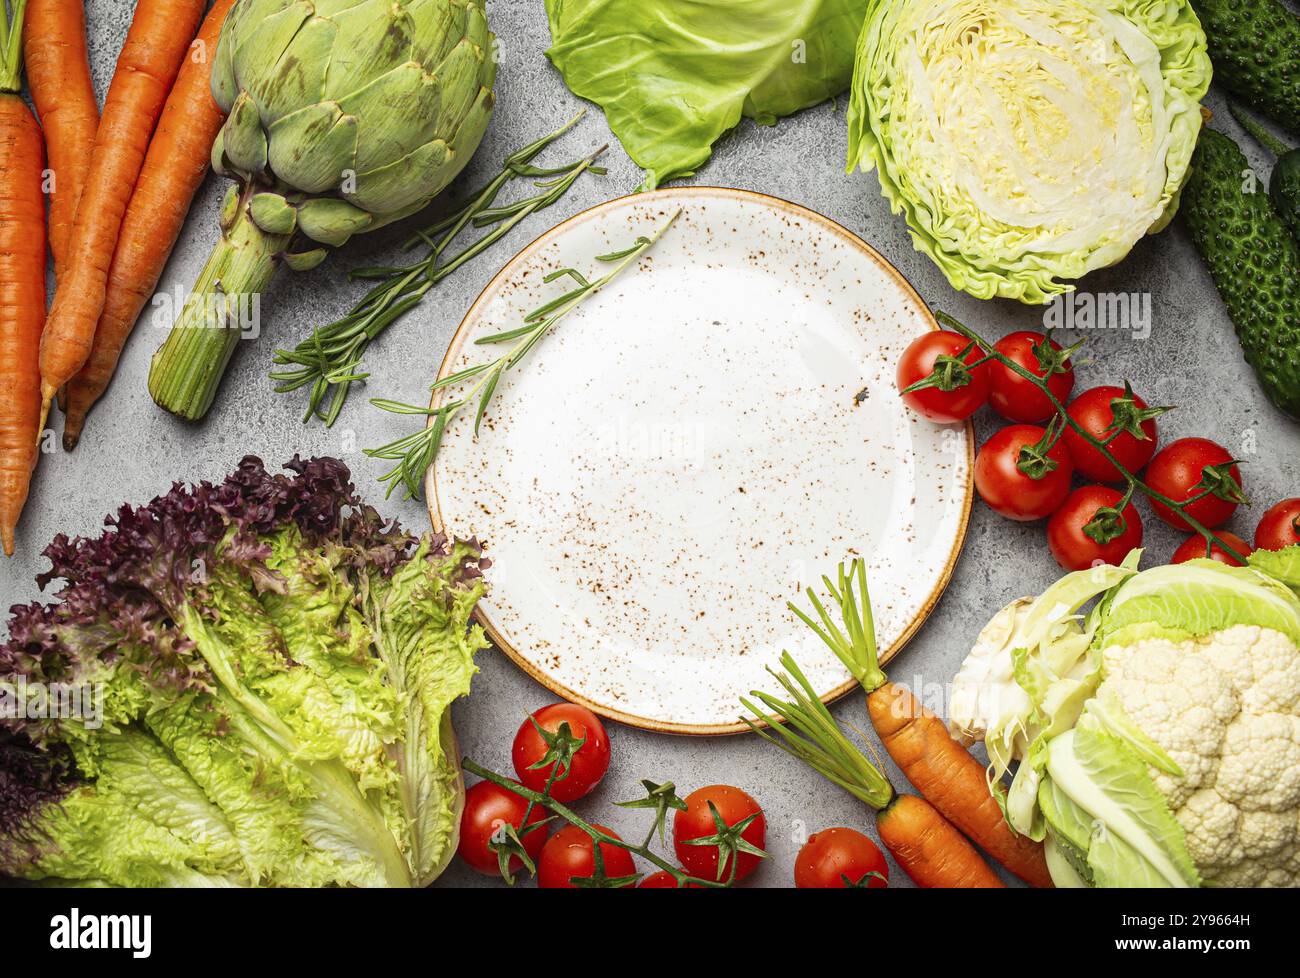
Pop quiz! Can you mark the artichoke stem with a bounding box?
[149,197,292,421]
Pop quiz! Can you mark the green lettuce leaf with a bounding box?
[16,729,245,888]
[362,538,487,884]
[1,457,488,888]
[544,0,870,188]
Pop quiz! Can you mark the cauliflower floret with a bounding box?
[1175,788,1243,873]
[1099,626,1300,887]
[1216,714,1300,813]
[1237,809,1295,862]
[1210,859,1270,888]
[1200,625,1300,714]
[1101,638,1237,808]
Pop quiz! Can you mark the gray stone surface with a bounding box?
[3,0,1297,888]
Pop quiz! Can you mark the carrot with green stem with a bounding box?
[22,0,98,279]
[743,655,1003,888]
[61,0,237,450]
[788,559,1054,888]
[36,0,207,434]
[0,0,46,554]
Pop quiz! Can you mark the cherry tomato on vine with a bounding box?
[457,780,548,876]
[512,702,611,803]
[987,331,1075,423]
[1172,532,1253,567]
[794,828,889,889]
[673,785,766,883]
[1256,499,1300,551]
[638,870,701,888]
[896,331,990,423]
[1145,438,1245,531]
[1060,385,1161,483]
[974,424,1073,521]
[1046,485,1143,571]
[537,824,637,888]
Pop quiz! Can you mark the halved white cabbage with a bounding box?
[848,0,1212,303]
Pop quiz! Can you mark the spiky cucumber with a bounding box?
[1182,128,1300,419]
[1192,0,1300,137]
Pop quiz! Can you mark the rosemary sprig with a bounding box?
[269,110,606,427]
[365,207,683,499]
[915,311,1251,563]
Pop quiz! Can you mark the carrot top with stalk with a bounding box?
[783,559,1054,888]
[742,653,1003,888]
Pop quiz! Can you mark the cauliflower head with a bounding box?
[958,552,1300,888]
[1099,624,1300,887]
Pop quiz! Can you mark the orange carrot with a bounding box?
[869,682,1054,888]
[0,4,48,555]
[36,0,207,432]
[62,0,237,450]
[744,655,1005,888]
[22,0,99,279]
[793,559,1054,887]
[876,794,1005,888]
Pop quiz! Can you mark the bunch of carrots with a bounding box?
[0,0,235,556]
[744,559,1054,888]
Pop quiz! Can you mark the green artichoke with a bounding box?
[150,0,496,421]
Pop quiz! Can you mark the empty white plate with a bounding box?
[428,188,972,734]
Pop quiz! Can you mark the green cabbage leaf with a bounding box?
[1040,719,1200,888]
[1249,545,1300,592]
[1098,558,1300,649]
[847,0,1212,303]
[544,0,870,188]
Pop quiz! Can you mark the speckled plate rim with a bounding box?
[426,186,975,736]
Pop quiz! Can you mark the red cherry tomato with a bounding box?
[974,424,1074,521]
[1046,486,1144,571]
[896,331,990,423]
[794,828,889,889]
[1172,532,1253,567]
[1061,386,1160,483]
[988,331,1075,423]
[537,824,637,888]
[512,702,611,803]
[1255,499,1300,551]
[1145,438,1244,531]
[457,780,548,876]
[638,870,701,888]
[673,785,766,884]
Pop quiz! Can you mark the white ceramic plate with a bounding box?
[428,188,972,734]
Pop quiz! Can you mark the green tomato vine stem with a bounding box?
[935,312,1251,564]
[462,758,729,889]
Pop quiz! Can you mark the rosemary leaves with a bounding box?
[270,111,606,427]
[365,207,683,499]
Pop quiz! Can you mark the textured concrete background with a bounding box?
[3,1,1297,887]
